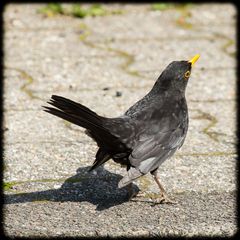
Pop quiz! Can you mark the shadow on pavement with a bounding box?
[4,165,140,211]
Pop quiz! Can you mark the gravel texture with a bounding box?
[3,3,237,237]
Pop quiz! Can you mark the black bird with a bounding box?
[43,54,200,203]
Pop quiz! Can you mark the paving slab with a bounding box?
[3,3,237,237]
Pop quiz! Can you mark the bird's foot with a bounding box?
[151,194,177,205]
[128,190,146,201]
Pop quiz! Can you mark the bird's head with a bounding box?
[153,54,200,94]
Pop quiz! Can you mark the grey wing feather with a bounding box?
[118,167,143,188]
[130,126,186,173]
[118,127,186,188]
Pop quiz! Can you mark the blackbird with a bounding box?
[43,54,200,203]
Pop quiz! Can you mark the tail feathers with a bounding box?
[50,95,97,116]
[47,95,101,126]
[43,95,122,150]
[43,106,96,130]
[88,148,111,172]
[118,167,143,188]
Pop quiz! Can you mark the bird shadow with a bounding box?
[4,165,140,211]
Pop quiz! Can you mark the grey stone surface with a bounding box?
[3,3,237,237]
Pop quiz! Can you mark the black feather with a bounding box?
[43,95,128,155]
[44,59,194,191]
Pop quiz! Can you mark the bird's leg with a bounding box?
[127,182,137,200]
[126,165,138,200]
[127,182,146,200]
[125,165,145,200]
[152,171,176,204]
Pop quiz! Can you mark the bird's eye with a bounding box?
[184,71,191,79]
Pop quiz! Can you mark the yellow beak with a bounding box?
[188,54,200,66]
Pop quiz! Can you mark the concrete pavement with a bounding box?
[3,3,237,237]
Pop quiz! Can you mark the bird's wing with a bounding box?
[118,126,186,188]
[129,126,186,174]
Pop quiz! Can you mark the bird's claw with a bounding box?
[129,190,146,201]
[151,195,177,205]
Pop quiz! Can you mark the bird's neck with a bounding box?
[149,84,186,100]
[151,72,187,99]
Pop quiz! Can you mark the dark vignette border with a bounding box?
[0,1,238,240]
